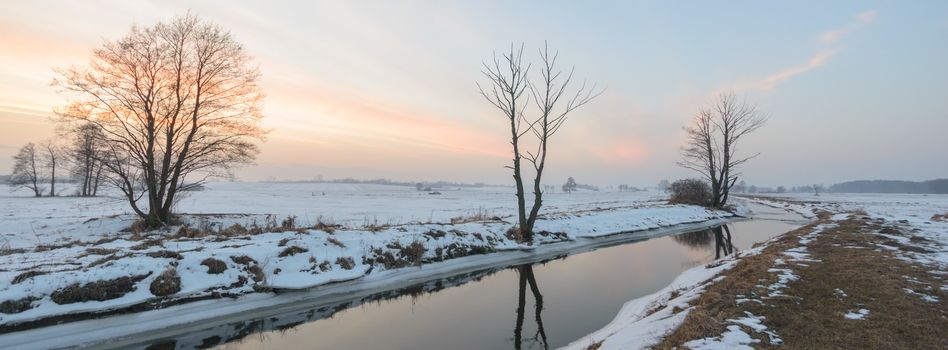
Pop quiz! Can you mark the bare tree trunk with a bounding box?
[30,148,41,197]
[92,162,103,196]
[44,141,58,197]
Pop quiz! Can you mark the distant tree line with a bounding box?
[828,179,948,194]
[8,130,106,197]
[724,179,948,195]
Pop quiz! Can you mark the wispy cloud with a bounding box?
[820,10,878,45]
[758,48,838,90]
[735,10,877,92]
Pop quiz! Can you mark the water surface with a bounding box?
[138,203,801,350]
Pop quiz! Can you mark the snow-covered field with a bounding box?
[750,193,948,267]
[1,182,669,250]
[562,193,948,350]
[0,181,737,332]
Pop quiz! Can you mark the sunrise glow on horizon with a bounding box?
[2,1,946,186]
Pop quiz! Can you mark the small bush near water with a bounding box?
[668,179,712,207]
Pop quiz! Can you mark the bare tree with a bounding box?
[478,42,599,243]
[54,14,267,227]
[478,43,532,240]
[562,177,577,193]
[523,43,600,237]
[10,143,44,197]
[68,123,109,196]
[42,140,62,196]
[679,93,766,207]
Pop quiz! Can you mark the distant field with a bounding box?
[0,182,663,250]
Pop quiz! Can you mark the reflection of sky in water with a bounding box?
[155,209,802,350]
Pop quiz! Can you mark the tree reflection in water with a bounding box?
[513,265,548,350]
[671,224,735,259]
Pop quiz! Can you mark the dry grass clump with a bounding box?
[583,340,604,350]
[12,270,48,284]
[230,255,256,265]
[0,296,39,314]
[230,255,257,265]
[505,226,524,243]
[279,246,308,257]
[51,274,149,304]
[449,207,494,224]
[313,217,342,233]
[129,239,163,251]
[326,236,346,248]
[931,212,948,222]
[423,230,447,239]
[335,256,356,270]
[200,258,227,274]
[366,240,428,269]
[398,241,426,266]
[145,250,184,260]
[87,253,132,268]
[149,268,181,297]
[83,247,119,256]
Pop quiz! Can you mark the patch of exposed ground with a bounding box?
[655,211,948,349]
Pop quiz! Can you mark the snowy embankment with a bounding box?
[561,236,775,350]
[749,193,948,268]
[0,182,736,331]
[563,193,948,350]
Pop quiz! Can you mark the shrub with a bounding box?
[668,179,712,207]
[398,241,426,266]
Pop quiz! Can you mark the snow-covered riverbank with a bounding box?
[563,193,948,350]
[0,182,738,340]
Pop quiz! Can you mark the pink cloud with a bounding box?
[726,10,877,93]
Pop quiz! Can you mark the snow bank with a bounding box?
[0,183,735,329]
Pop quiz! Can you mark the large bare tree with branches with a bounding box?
[54,14,267,228]
[679,92,767,208]
[479,42,599,243]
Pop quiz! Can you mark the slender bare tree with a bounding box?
[522,43,600,237]
[68,123,109,196]
[10,143,44,197]
[478,43,533,239]
[679,92,767,207]
[478,42,599,243]
[54,14,267,227]
[41,140,62,196]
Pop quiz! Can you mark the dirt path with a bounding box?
[655,210,948,349]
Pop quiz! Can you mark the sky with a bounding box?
[1,1,946,187]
